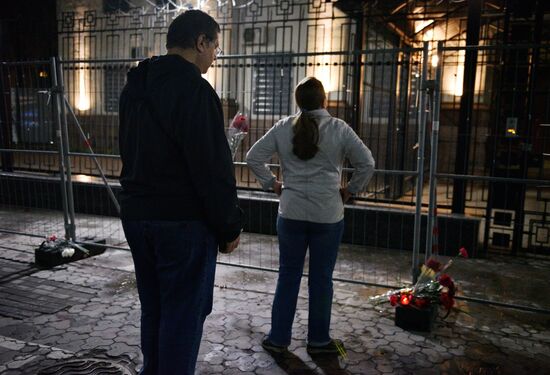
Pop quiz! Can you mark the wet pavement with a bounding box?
[0,220,550,374]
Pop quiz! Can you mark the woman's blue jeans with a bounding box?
[122,220,217,375]
[268,216,344,347]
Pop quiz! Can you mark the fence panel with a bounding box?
[0,60,71,241]
[428,43,550,311]
[56,46,426,288]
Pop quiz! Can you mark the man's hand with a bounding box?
[222,235,240,254]
[273,180,282,196]
[340,187,352,203]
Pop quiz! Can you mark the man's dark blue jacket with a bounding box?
[118,54,242,244]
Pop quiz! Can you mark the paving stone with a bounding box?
[1,229,550,375]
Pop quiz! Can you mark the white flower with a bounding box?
[61,247,75,258]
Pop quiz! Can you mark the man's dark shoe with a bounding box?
[261,338,287,353]
[307,339,347,357]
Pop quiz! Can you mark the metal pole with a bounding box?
[350,12,364,131]
[55,58,77,241]
[396,50,411,197]
[63,96,121,215]
[426,42,443,260]
[411,42,429,284]
[50,57,71,240]
[451,0,483,213]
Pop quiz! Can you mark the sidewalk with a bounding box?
[0,232,550,374]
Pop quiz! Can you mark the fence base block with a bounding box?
[35,238,106,268]
[394,305,437,332]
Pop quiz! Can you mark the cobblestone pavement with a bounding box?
[0,233,550,374]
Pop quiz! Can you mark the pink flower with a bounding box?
[459,247,469,258]
[230,113,249,132]
[48,235,57,241]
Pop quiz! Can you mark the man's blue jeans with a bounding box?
[122,220,217,375]
[268,216,344,347]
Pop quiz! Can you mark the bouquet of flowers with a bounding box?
[381,247,469,318]
[35,235,91,268]
[227,112,250,160]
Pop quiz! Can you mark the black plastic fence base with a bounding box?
[394,305,437,332]
[35,238,106,269]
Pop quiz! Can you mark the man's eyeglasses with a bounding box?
[215,46,223,57]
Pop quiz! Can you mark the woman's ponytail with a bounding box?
[292,77,326,160]
[292,113,319,160]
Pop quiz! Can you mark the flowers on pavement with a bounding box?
[379,247,469,318]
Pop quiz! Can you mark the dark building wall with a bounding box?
[0,0,58,60]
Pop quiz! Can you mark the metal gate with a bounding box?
[3,1,549,312]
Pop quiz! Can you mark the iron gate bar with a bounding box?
[59,47,424,64]
[435,173,550,186]
[0,61,51,65]
[234,161,420,177]
[411,42,429,284]
[425,41,443,260]
[0,149,58,155]
[441,43,550,51]
[452,0,482,215]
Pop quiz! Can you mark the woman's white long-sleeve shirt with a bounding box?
[246,109,375,223]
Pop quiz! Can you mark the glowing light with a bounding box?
[76,68,90,111]
[415,20,434,34]
[422,28,434,41]
[400,294,411,306]
[317,61,336,94]
[431,54,439,67]
[453,66,464,97]
[73,174,93,183]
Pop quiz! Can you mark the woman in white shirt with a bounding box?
[246,77,375,355]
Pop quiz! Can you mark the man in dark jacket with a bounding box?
[118,9,242,375]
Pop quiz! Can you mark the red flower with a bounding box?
[440,292,454,310]
[459,247,469,258]
[389,294,398,306]
[48,235,57,241]
[426,258,442,272]
[231,113,250,132]
[438,274,452,287]
[414,297,430,309]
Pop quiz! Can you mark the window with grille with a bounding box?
[104,66,126,113]
[253,56,293,116]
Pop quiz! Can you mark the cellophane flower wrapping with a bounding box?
[227,112,250,160]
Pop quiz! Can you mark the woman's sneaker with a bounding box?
[307,339,347,358]
[261,338,287,353]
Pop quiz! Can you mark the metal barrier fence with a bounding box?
[0,60,70,241]
[0,46,430,292]
[1,43,549,312]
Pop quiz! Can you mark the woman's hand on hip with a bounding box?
[273,180,282,196]
[340,187,352,203]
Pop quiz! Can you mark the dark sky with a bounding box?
[1,0,58,60]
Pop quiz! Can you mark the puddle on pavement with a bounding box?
[105,274,137,295]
